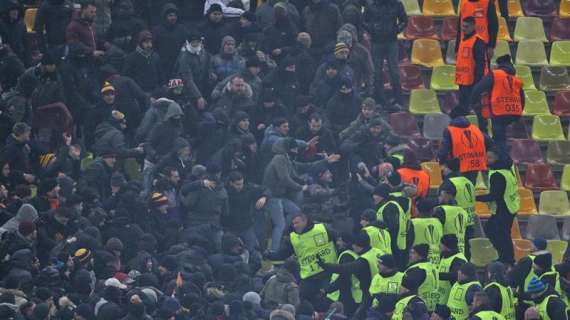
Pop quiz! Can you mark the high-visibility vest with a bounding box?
[392,295,419,320]
[398,167,430,197]
[407,262,439,312]
[411,218,443,265]
[448,280,481,320]
[437,205,469,254]
[448,124,488,173]
[472,311,506,320]
[449,176,476,226]
[290,223,337,279]
[484,282,516,320]
[490,69,523,117]
[456,34,486,86]
[438,252,467,304]
[390,192,413,218]
[363,226,392,255]
[488,166,520,215]
[360,247,382,280]
[537,295,569,320]
[377,201,408,250]
[370,271,404,307]
[327,250,361,303]
[460,0,491,44]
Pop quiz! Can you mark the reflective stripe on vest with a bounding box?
[473,311,506,320]
[484,282,516,320]
[377,201,408,250]
[488,166,520,215]
[456,35,484,86]
[327,250,361,303]
[449,281,481,320]
[449,176,476,226]
[370,272,404,308]
[290,223,338,279]
[407,262,439,312]
[363,226,392,255]
[448,124,488,173]
[491,70,523,117]
[438,205,468,254]
[392,295,417,320]
[438,252,467,304]
[460,0,491,44]
[411,218,443,265]
[398,167,431,197]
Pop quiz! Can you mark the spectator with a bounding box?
[106,0,145,52]
[35,0,73,53]
[302,0,343,51]
[0,1,27,62]
[123,30,163,93]
[152,3,187,79]
[66,1,104,58]
[198,4,233,55]
[210,36,246,86]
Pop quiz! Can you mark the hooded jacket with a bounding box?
[210,36,246,82]
[302,0,343,49]
[362,0,407,43]
[0,204,38,237]
[35,0,73,51]
[106,0,144,51]
[144,100,184,163]
[152,3,187,78]
[3,248,33,285]
[94,118,139,158]
[123,37,163,92]
[261,268,300,308]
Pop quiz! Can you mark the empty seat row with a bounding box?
[402,0,567,18]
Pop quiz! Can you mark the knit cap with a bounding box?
[101,82,115,94]
[526,276,546,294]
[334,42,349,55]
[151,192,169,207]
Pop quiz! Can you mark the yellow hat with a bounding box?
[101,82,115,94]
[39,153,56,168]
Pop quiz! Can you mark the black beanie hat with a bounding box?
[434,304,451,318]
[360,209,377,222]
[373,184,391,198]
[387,172,402,186]
[440,234,459,251]
[533,252,553,270]
[412,244,429,259]
[377,254,396,269]
[354,231,371,248]
[459,263,477,279]
[207,4,223,14]
[401,268,423,291]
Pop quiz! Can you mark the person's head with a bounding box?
[532,238,547,252]
[325,61,338,78]
[441,159,459,177]
[163,167,180,186]
[18,221,37,241]
[101,82,116,105]
[111,110,127,130]
[471,292,491,312]
[101,152,117,167]
[438,181,456,204]
[431,304,451,320]
[40,178,60,199]
[457,263,477,282]
[339,78,353,95]
[440,234,459,253]
[318,169,333,184]
[230,76,247,95]
[12,122,31,142]
[80,2,97,22]
[372,184,390,204]
[246,58,261,76]
[377,254,397,274]
[188,32,203,49]
[291,213,308,234]
[352,231,370,253]
[222,36,236,55]
[416,197,436,218]
[487,261,506,283]
[361,98,377,119]
[496,54,513,67]
[368,119,384,137]
[400,269,422,294]
[207,4,223,23]
[274,118,290,136]
[532,252,553,273]
[462,16,476,35]
[334,42,350,60]
[1,162,9,178]
[297,32,312,48]
[360,209,376,227]
[409,244,429,263]
[138,30,153,51]
[336,233,353,251]
[228,171,245,192]
[308,113,322,133]
[165,8,178,25]
[526,276,547,299]
[54,208,71,225]
[0,184,7,200]
[234,111,250,131]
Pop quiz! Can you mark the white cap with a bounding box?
[104,277,127,289]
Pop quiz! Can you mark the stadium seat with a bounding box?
[390,112,422,137]
[441,17,458,41]
[422,0,455,16]
[550,17,570,41]
[507,119,530,139]
[522,90,550,116]
[511,218,522,239]
[80,152,94,171]
[547,240,568,264]
[523,0,557,17]
[531,115,565,141]
[430,65,458,90]
[420,161,443,189]
[562,216,570,240]
[441,91,459,114]
[500,0,524,17]
[411,39,445,68]
[497,17,512,42]
[422,113,450,140]
[514,17,548,42]
[399,64,425,91]
[539,190,570,215]
[553,91,570,117]
[561,165,570,191]
[408,138,437,161]
[518,187,538,216]
[475,172,488,193]
[445,40,457,65]
[524,163,558,191]
[472,215,486,238]
[24,8,37,33]
[539,66,570,91]
[550,41,570,66]
[514,64,536,90]
[510,139,544,164]
[514,165,524,187]
[513,239,532,262]
[401,0,422,16]
[409,89,440,114]
[561,1,570,17]
[527,215,560,240]
[475,202,490,218]
[490,40,512,66]
[515,40,548,66]
[469,238,499,267]
[404,16,439,40]
[546,141,570,165]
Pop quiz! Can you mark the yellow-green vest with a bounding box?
[484,282,516,320]
[473,311,506,320]
[537,295,569,320]
[437,252,467,304]
[369,271,404,308]
[390,192,412,218]
[437,205,468,254]
[411,217,443,265]
[407,261,439,312]
[363,226,392,255]
[449,176,476,226]
[392,295,418,320]
[327,250,361,303]
[377,200,408,250]
[448,280,481,320]
[290,223,337,279]
[488,166,520,215]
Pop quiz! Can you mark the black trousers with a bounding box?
[485,210,515,265]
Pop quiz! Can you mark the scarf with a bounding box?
[182,40,203,55]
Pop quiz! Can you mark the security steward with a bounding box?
[484,262,516,320]
[469,291,507,320]
[457,0,499,51]
[318,231,383,319]
[397,149,431,198]
[476,149,520,265]
[369,254,404,308]
[510,250,554,315]
[325,233,360,316]
[392,269,431,320]
[373,183,409,269]
[470,54,524,152]
[408,198,443,265]
[454,16,489,119]
[360,209,392,255]
[448,263,482,320]
[265,213,337,306]
[405,244,439,312]
[438,234,467,305]
[525,277,569,320]
[434,185,469,255]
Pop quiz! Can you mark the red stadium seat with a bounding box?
[389,112,422,137]
[404,16,439,40]
[553,91,570,117]
[524,0,557,17]
[408,137,437,162]
[524,163,558,191]
[399,64,425,91]
[510,139,544,164]
[506,119,530,139]
[550,18,570,41]
[441,16,459,41]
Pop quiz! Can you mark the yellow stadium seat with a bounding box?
[547,240,568,264]
[423,0,455,16]
[402,0,422,15]
[550,41,570,67]
[470,238,499,267]
[518,188,538,215]
[496,0,524,17]
[491,40,512,66]
[514,17,548,42]
[531,115,565,141]
[497,17,512,42]
[513,239,532,262]
[562,0,570,17]
[511,218,522,239]
[547,141,570,165]
[522,90,551,116]
[411,39,445,68]
[446,39,457,65]
[24,8,37,33]
[540,66,570,91]
[516,40,548,66]
[539,190,570,216]
[475,202,491,219]
[431,65,459,91]
[409,89,441,114]
[421,161,443,189]
[514,64,536,90]
[562,165,570,191]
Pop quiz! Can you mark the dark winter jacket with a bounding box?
[326,90,362,133]
[93,120,137,158]
[224,182,266,232]
[152,3,187,79]
[181,181,228,226]
[123,46,163,92]
[35,0,73,51]
[302,0,343,49]
[362,0,407,43]
[106,0,145,52]
[174,42,211,99]
[65,17,97,57]
[79,158,114,199]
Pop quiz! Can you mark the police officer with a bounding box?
[405,244,439,312]
[409,198,443,265]
[265,213,337,306]
[434,185,469,255]
[526,277,569,320]
[369,254,404,308]
[438,234,467,305]
[468,292,507,320]
[448,263,482,320]
[470,54,524,152]
[392,269,430,320]
[325,233,360,315]
[484,262,516,320]
[360,209,392,255]
[476,149,519,265]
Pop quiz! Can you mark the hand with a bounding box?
[63,132,72,146]
[93,50,105,57]
[356,173,363,182]
[23,174,35,183]
[135,146,144,154]
[272,48,282,56]
[203,179,216,190]
[255,196,267,209]
[257,123,266,131]
[326,154,341,163]
[307,136,319,147]
[256,51,266,62]
[316,255,325,267]
[197,97,207,110]
[302,185,308,192]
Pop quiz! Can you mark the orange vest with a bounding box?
[490,69,523,117]
[460,0,491,44]
[448,124,488,173]
[398,167,430,198]
[455,35,487,86]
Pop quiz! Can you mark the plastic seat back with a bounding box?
[546,141,570,165]
[390,112,422,137]
[469,238,499,267]
[24,8,37,33]
[562,165,570,191]
[442,91,459,114]
[441,16,459,41]
[431,65,458,90]
[562,216,570,240]
[399,64,425,91]
[550,41,570,67]
[561,1,570,18]
[420,161,443,189]
[411,39,444,68]
[518,187,538,215]
[404,16,438,40]
[511,218,522,239]
[423,0,455,16]
[523,0,557,17]
[401,0,422,16]
[491,40,512,66]
[514,17,548,42]
[526,215,560,240]
[502,0,524,17]
[507,119,530,139]
[540,66,570,91]
[525,163,558,191]
[513,239,532,262]
[515,64,536,90]
[539,190,570,215]
[550,17,570,41]
[522,90,550,116]
[553,91,570,117]
[510,139,544,164]
[516,40,548,66]
[531,114,565,141]
[422,113,450,140]
[408,138,436,161]
[497,17,512,42]
[446,40,457,65]
[409,89,440,114]
[547,240,568,264]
